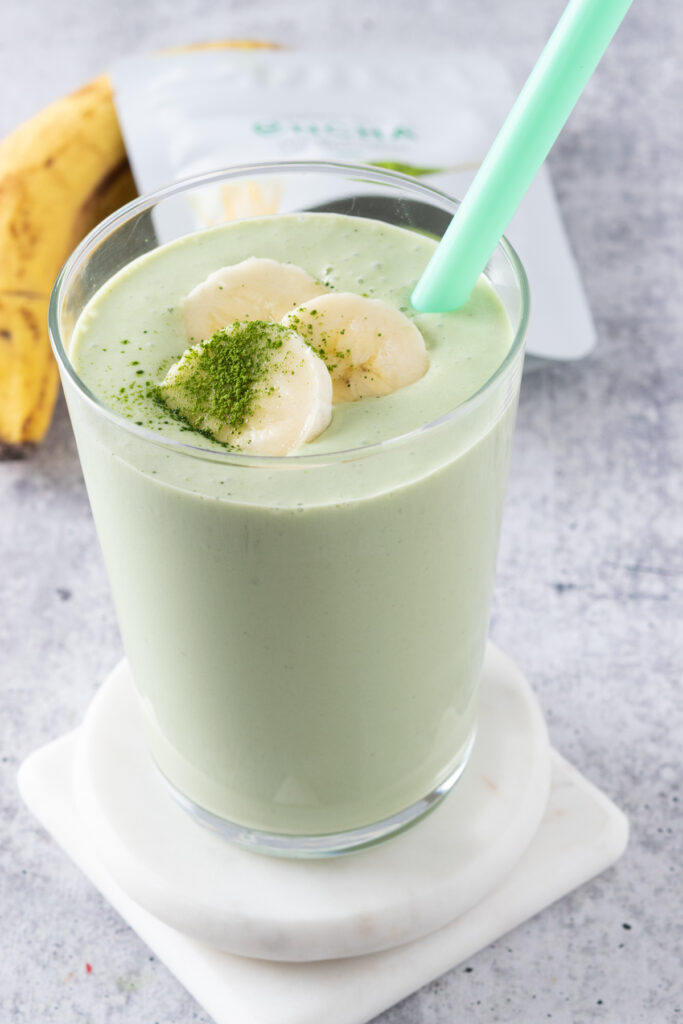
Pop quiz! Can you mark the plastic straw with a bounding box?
[411,0,635,313]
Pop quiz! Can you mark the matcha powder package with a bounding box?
[111,47,595,363]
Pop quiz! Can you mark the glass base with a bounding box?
[158,728,476,859]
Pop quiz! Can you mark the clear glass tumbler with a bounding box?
[49,162,528,856]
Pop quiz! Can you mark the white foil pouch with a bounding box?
[111,48,595,362]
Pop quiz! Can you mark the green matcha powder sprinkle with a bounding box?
[151,320,287,435]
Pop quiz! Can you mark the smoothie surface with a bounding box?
[71,213,513,454]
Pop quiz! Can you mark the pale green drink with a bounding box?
[52,165,527,854]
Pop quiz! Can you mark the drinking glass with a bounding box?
[49,162,528,856]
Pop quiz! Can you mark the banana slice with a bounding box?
[281,293,429,403]
[156,320,332,456]
[183,257,327,343]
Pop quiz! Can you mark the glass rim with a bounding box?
[48,159,530,467]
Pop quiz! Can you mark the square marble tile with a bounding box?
[19,734,627,1024]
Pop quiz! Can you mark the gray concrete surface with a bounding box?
[1,1,681,1021]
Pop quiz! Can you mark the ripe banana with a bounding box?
[0,40,277,449]
[158,320,332,455]
[283,292,429,403]
[183,257,327,343]
[0,74,135,446]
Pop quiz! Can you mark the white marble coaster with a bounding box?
[19,740,627,1024]
[69,644,552,961]
[18,646,628,1024]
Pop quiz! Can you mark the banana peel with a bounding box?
[0,75,134,447]
[0,39,276,449]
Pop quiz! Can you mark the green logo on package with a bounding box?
[252,121,417,141]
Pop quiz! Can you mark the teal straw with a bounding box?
[411,0,635,313]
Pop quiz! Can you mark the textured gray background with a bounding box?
[1,1,681,1021]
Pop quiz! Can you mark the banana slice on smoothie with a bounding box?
[183,257,327,342]
[281,293,429,403]
[155,320,332,456]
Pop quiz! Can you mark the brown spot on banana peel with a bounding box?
[0,289,47,300]
[18,305,41,342]
[86,156,133,206]
[68,156,136,252]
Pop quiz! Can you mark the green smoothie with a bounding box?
[67,212,519,838]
